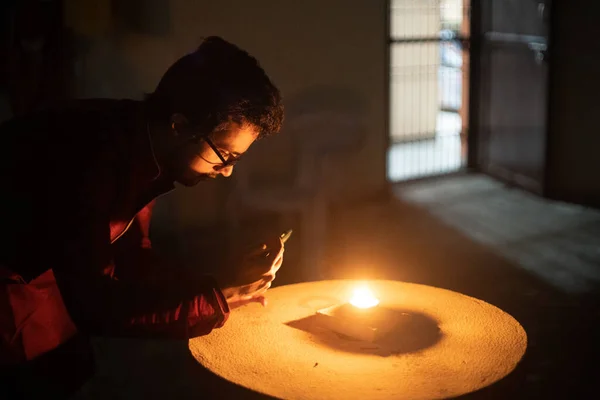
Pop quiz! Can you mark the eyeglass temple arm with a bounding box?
[202,137,228,165]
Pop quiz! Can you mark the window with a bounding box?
[388,0,471,181]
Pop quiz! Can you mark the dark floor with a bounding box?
[71,173,600,400]
[325,174,600,399]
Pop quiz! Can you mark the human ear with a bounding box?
[169,113,189,136]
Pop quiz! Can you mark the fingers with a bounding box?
[246,235,283,259]
[263,237,284,274]
[227,276,273,310]
[258,277,273,292]
[239,276,272,298]
[262,236,284,261]
[228,295,267,309]
[272,251,284,273]
[272,237,284,259]
[256,295,268,307]
[246,243,268,258]
[245,237,284,276]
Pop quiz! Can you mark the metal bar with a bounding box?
[389,36,470,44]
[384,0,392,187]
[460,0,472,168]
[441,105,460,113]
[484,32,547,47]
[390,135,462,145]
[467,0,482,169]
[542,0,556,198]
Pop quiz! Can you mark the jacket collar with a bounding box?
[126,101,176,208]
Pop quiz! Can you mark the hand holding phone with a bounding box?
[221,229,292,309]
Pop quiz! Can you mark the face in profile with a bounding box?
[171,122,259,187]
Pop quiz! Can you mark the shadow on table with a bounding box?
[285,308,442,357]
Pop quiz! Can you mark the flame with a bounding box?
[349,286,379,309]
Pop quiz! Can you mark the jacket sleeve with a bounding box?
[48,141,229,339]
[111,233,231,338]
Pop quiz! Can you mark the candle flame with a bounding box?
[349,286,379,309]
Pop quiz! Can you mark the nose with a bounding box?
[216,164,234,177]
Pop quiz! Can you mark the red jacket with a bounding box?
[0,99,230,360]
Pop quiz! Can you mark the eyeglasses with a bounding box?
[202,136,242,169]
[182,123,242,169]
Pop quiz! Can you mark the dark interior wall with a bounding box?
[546,0,600,208]
[64,0,388,229]
[0,0,74,120]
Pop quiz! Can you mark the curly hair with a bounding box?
[148,36,283,138]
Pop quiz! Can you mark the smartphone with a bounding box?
[254,229,293,259]
[280,229,293,244]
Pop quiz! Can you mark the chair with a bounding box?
[225,93,366,281]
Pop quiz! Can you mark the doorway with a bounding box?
[474,0,550,195]
[387,0,470,182]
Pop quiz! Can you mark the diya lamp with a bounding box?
[315,283,400,342]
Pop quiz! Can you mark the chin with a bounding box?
[176,172,216,187]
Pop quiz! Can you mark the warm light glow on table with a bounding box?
[348,285,379,309]
[190,280,527,400]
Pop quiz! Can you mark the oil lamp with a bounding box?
[349,285,380,309]
[315,283,398,342]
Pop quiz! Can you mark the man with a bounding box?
[0,36,284,397]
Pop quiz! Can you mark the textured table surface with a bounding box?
[189,280,527,400]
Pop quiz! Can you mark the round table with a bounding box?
[189,280,527,400]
